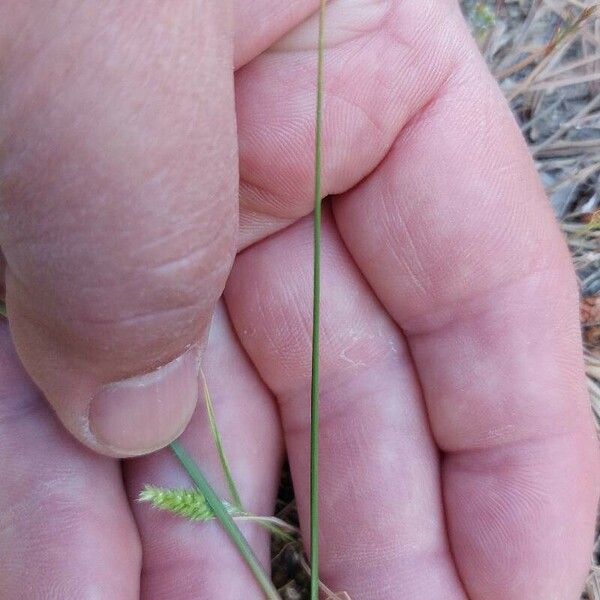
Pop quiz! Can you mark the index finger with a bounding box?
[332,6,599,599]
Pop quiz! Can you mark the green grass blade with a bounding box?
[0,300,6,317]
[311,2,326,599]
[200,370,243,509]
[169,441,281,600]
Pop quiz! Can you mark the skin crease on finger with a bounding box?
[0,1,238,455]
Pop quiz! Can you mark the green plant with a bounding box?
[139,485,295,540]
[310,2,326,599]
[140,485,239,521]
[168,440,281,600]
[200,370,243,509]
[140,367,285,598]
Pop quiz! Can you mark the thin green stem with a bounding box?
[200,370,243,509]
[169,441,281,600]
[311,2,326,599]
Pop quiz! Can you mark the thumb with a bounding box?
[0,1,237,457]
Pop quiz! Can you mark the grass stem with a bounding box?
[169,441,281,600]
[311,2,326,599]
[200,370,243,509]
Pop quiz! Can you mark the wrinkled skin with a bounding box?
[0,1,598,598]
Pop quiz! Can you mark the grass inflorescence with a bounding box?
[139,485,237,521]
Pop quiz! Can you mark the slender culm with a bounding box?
[200,370,243,509]
[169,441,281,600]
[310,2,326,599]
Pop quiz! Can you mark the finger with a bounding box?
[125,302,283,599]
[0,1,237,456]
[332,20,600,600]
[234,0,319,68]
[235,0,457,247]
[226,212,468,599]
[0,320,141,597]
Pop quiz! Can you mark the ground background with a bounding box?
[272,2,600,598]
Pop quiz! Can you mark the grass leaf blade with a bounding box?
[169,440,281,600]
[200,369,243,509]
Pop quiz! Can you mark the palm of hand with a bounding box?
[0,2,597,599]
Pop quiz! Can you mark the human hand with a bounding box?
[0,1,597,598]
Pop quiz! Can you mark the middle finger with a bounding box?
[226,210,467,599]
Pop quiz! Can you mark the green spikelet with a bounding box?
[139,485,238,522]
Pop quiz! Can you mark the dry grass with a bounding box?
[273,1,600,597]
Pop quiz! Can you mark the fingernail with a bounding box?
[89,346,200,456]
